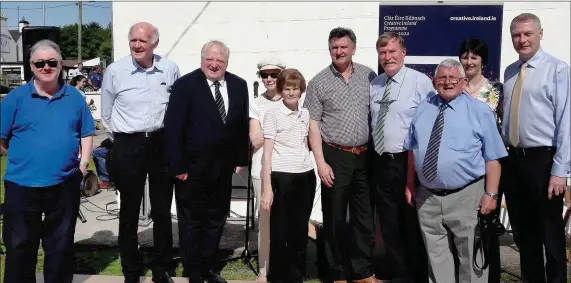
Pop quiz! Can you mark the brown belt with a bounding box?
[326,142,368,155]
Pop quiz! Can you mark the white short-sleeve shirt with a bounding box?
[249,93,283,179]
[263,102,314,174]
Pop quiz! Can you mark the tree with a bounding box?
[59,21,112,62]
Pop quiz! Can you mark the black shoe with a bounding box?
[202,270,227,283]
[152,273,175,283]
[124,278,139,283]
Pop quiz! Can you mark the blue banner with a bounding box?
[379,5,504,81]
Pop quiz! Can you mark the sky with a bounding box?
[1,1,111,30]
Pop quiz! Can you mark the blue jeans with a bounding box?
[92,147,109,182]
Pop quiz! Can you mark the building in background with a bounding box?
[0,13,28,84]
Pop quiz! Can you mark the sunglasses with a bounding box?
[33,60,59,69]
[260,73,279,79]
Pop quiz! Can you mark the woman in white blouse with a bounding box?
[261,68,316,283]
[248,56,285,282]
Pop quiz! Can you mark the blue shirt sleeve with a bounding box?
[552,65,570,177]
[477,102,507,161]
[403,119,416,150]
[0,91,19,139]
[80,98,96,138]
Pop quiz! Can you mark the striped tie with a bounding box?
[422,103,449,182]
[213,81,227,123]
[373,78,393,155]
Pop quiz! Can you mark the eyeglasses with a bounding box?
[436,76,465,84]
[32,60,58,69]
[260,73,279,79]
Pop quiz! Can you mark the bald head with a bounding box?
[128,22,159,45]
[128,22,159,68]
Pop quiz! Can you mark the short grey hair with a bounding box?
[29,39,62,63]
[201,40,230,62]
[128,22,159,44]
[510,13,542,30]
[435,59,466,78]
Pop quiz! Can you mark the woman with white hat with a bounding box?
[249,56,286,282]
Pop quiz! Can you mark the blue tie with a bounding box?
[422,103,448,182]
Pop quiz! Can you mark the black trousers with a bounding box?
[175,162,234,277]
[371,151,429,283]
[321,143,375,281]
[269,170,317,283]
[110,130,174,279]
[2,171,82,283]
[501,147,567,283]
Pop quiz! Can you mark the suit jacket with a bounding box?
[164,68,249,178]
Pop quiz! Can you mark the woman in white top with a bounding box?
[248,56,285,282]
[261,69,316,283]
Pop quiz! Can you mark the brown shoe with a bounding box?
[334,281,348,283]
[352,276,382,283]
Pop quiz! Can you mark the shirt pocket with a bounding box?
[153,84,171,105]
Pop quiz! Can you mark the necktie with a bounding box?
[422,103,449,183]
[508,62,528,147]
[213,81,227,123]
[373,78,393,155]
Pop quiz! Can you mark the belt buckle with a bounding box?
[387,153,395,160]
[351,147,358,154]
[145,132,150,138]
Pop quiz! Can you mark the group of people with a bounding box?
[0,11,568,283]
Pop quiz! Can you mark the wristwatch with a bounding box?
[80,160,89,167]
[485,191,498,200]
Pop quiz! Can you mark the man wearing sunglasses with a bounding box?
[101,22,180,283]
[404,59,506,283]
[0,39,96,283]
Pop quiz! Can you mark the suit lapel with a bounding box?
[198,71,226,124]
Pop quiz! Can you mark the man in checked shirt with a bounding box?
[304,27,378,283]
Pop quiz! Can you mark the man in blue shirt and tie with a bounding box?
[404,59,507,283]
[369,32,434,283]
[500,13,570,283]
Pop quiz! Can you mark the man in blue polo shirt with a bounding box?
[404,59,507,283]
[0,39,95,283]
[88,65,103,90]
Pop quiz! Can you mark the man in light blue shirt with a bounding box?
[369,32,434,283]
[100,22,180,283]
[404,59,507,283]
[500,13,570,283]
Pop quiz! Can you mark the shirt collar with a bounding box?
[429,92,468,111]
[130,54,164,73]
[386,66,407,84]
[279,101,301,116]
[329,62,355,78]
[28,78,68,99]
[207,77,226,88]
[518,48,544,68]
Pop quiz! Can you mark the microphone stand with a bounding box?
[219,81,260,276]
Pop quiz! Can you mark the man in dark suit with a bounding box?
[164,40,249,283]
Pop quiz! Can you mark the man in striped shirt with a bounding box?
[304,27,378,283]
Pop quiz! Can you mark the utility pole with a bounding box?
[77,1,82,62]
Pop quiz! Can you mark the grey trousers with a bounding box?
[415,179,488,283]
